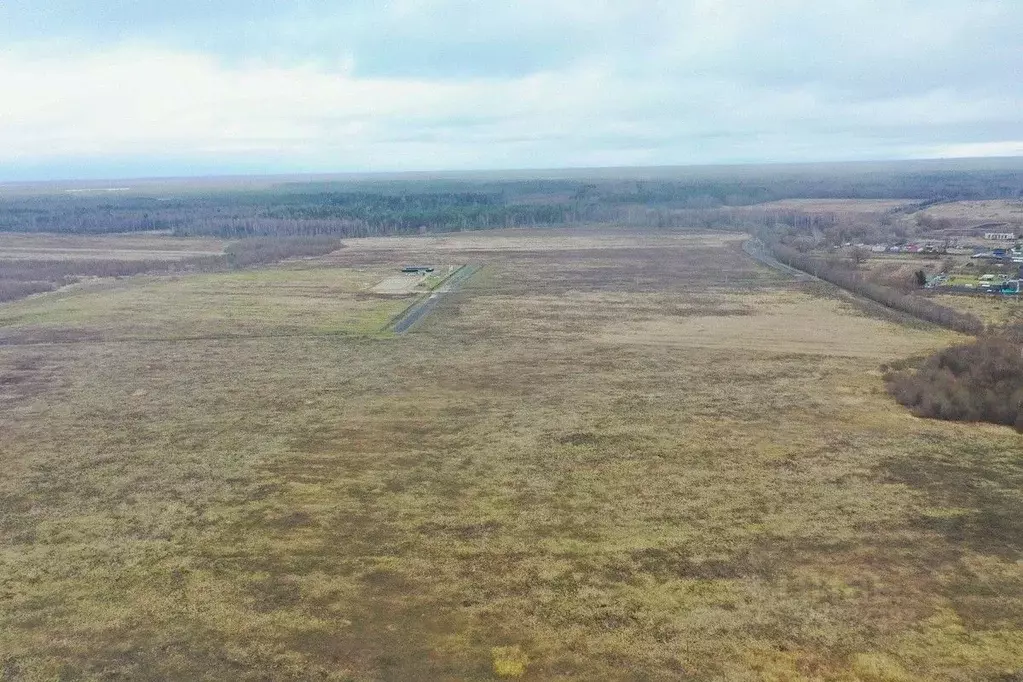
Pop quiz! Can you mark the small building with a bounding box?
[984,232,1017,240]
[401,266,435,273]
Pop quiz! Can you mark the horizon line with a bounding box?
[3,154,1023,188]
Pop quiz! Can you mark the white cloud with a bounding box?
[1,0,1022,178]
[0,46,638,167]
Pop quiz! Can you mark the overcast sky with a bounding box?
[2,0,1022,180]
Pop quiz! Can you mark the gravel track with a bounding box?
[389,264,481,334]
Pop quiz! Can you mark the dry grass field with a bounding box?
[0,265,410,344]
[0,233,226,262]
[911,200,1023,225]
[2,227,1022,681]
[927,293,1023,329]
[753,199,913,216]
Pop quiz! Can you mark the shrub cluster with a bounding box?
[223,236,340,267]
[887,338,1023,431]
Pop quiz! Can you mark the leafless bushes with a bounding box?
[767,241,984,335]
[0,280,58,302]
[0,258,173,303]
[887,338,1023,431]
[223,236,340,267]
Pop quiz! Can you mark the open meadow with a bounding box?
[2,227,1022,680]
[0,233,226,262]
[0,233,229,304]
[910,200,1023,227]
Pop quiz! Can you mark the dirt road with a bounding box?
[389,264,481,333]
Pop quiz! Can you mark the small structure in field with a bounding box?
[984,232,1017,240]
[401,266,434,273]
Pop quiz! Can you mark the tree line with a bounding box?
[764,239,984,335]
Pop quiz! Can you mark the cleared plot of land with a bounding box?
[912,200,1023,224]
[860,254,944,284]
[1,227,1022,681]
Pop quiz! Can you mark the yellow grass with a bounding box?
[1,227,1021,680]
[0,232,226,261]
[913,200,1023,224]
[597,290,962,358]
[336,226,743,254]
[752,199,915,214]
[0,264,412,342]
[929,293,1023,327]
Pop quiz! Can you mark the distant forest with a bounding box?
[2,163,1022,238]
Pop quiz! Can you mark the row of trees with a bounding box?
[765,240,984,334]
[0,191,579,236]
[222,236,341,266]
